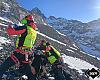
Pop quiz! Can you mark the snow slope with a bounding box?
[62,54,100,80]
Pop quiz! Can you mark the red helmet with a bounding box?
[25,15,34,21]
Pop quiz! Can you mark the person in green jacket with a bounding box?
[31,40,65,80]
[0,15,38,80]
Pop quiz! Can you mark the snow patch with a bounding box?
[62,54,100,79]
[56,30,66,36]
[89,77,100,80]
[22,75,28,79]
[62,54,98,74]
[66,49,75,53]
[0,36,11,50]
[44,22,48,25]
[47,24,53,27]
[73,43,79,49]
[0,23,8,26]
[0,17,13,24]
[2,10,10,12]
[0,36,11,43]
[2,2,10,8]
[2,2,10,12]
[69,46,77,50]
[0,47,3,50]
[37,31,66,46]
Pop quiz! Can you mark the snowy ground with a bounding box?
[0,17,13,24]
[62,53,100,80]
[0,36,11,50]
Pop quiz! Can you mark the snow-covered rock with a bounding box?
[47,17,100,58]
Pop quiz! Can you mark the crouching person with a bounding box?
[31,40,65,80]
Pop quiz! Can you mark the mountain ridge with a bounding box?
[47,16,100,58]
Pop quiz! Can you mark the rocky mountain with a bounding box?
[0,0,28,23]
[31,7,46,21]
[0,0,46,24]
[0,0,100,80]
[88,18,100,27]
[47,16,100,58]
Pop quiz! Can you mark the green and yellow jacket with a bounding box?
[37,45,61,64]
[15,19,37,48]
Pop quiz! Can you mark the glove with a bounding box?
[59,57,64,64]
[7,25,26,36]
[13,24,19,29]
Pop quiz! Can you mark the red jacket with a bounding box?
[7,25,26,36]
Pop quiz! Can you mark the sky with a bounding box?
[16,0,100,22]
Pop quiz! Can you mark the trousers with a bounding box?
[0,51,37,80]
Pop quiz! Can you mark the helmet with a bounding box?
[37,40,47,50]
[39,40,46,46]
[46,42,50,46]
[25,15,34,21]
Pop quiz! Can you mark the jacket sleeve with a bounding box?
[14,25,26,30]
[51,46,61,57]
[7,25,26,36]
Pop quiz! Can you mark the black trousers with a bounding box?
[31,55,47,74]
[0,51,37,80]
[32,55,66,80]
[52,61,66,80]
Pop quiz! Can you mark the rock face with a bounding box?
[0,0,46,24]
[0,0,29,23]
[0,0,100,80]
